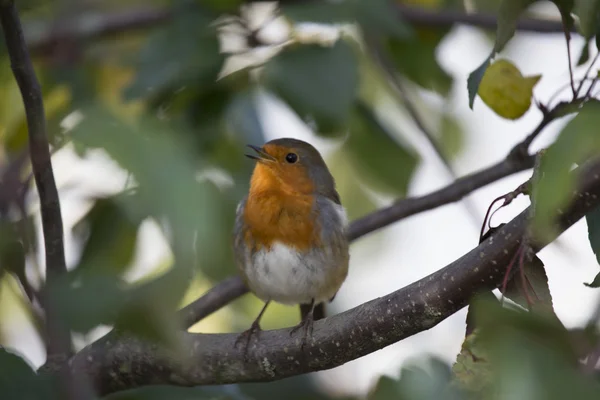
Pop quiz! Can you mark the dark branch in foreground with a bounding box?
[71,158,600,395]
[22,4,572,55]
[0,0,70,357]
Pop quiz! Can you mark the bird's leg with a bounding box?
[234,300,270,356]
[290,299,315,349]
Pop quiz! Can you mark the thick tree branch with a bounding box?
[0,0,70,358]
[72,158,600,395]
[21,4,572,55]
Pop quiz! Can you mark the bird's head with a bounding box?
[246,138,337,199]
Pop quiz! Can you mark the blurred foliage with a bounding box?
[0,0,600,399]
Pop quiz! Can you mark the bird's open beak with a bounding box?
[245,145,276,163]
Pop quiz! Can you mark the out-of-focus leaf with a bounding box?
[478,58,541,120]
[346,101,418,197]
[73,194,144,276]
[494,0,537,53]
[264,40,359,134]
[472,298,600,400]
[224,89,266,146]
[550,0,575,31]
[69,106,223,340]
[282,1,352,24]
[451,329,493,397]
[501,254,557,318]
[282,0,412,38]
[327,149,377,221]
[48,273,126,333]
[240,375,357,400]
[123,4,224,102]
[102,384,248,400]
[576,39,591,66]
[385,30,453,97]
[0,221,25,278]
[438,114,465,160]
[531,101,600,241]
[574,0,600,39]
[198,0,243,13]
[584,271,600,287]
[354,0,413,39]
[0,347,53,400]
[369,357,464,400]
[467,0,536,108]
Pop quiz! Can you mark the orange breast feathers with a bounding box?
[243,163,320,252]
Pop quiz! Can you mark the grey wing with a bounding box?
[314,195,350,264]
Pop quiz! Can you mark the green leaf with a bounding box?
[467,56,491,109]
[369,357,464,400]
[472,298,600,400]
[47,273,127,333]
[584,271,600,287]
[123,5,224,101]
[385,31,453,96]
[73,194,144,276]
[327,149,377,221]
[451,329,493,397]
[439,113,465,160]
[282,0,413,39]
[346,101,418,197]
[531,101,600,241]
[0,348,48,400]
[585,205,600,265]
[354,0,413,39]
[494,0,537,53]
[224,89,266,146]
[501,254,556,318]
[282,1,352,24]
[550,0,575,31]
[576,39,591,66]
[467,0,536,107]
[198,0,243,13]
[574,0,600,39]
[102,384,248,400]
[264,40,359,134]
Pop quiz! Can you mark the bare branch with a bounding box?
[0,0,70,358]
[364,34,481,228]
[178,276,249,329]
[71,157,600,395]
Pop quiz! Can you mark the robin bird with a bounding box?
[233,138,350,351]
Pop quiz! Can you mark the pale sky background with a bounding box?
[3,2,600,398]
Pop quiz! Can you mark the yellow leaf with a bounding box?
[478,58,541,120]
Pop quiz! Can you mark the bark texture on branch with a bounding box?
[70,159,600,396]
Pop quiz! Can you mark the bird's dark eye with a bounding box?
[285,153,298,164]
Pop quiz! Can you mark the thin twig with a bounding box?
[365,34,481,228]
[179,276,249,328]
[575,52,600,96]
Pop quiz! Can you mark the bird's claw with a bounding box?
[290,315,314,350]
[234,322,262,359]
